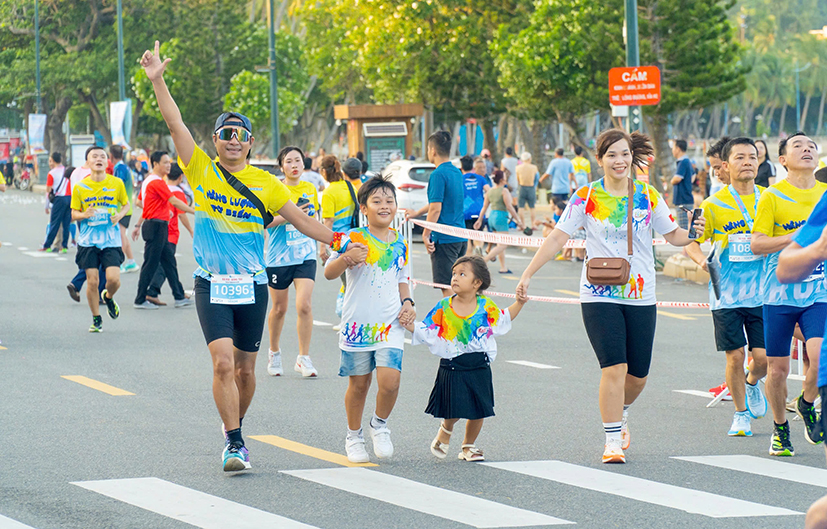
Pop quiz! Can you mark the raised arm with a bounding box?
[140,41,195,166]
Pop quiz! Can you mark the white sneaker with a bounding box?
[267,350,283,376]
[728,411,753,437]
[602,438,625,463]
[346,436,370,463]
[294,355,318,377]
[745,381,767,419]
[369,423,394,459]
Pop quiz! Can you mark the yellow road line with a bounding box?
[250,435,378,468]
[0,345,6,350]
[657,310,696,321]
[61,375,135,396]
[555,289,580,297]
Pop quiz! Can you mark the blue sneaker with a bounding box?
[745,380,767,419]
[223,443,251,471]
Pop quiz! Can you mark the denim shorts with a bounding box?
[339,348,403,377]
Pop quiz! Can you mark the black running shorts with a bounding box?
[581,302,657,378]
[194,276,269,353]
[267,259,317,290]
[711,306,764,352]
[76,246,125,270]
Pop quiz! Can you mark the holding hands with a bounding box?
[341,242,368,268]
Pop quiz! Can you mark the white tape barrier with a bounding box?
[410,279,710,309]
[408,218,668,249]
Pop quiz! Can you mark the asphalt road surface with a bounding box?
[0,189,823,529]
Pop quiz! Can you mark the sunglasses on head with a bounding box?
[216,127,251,143]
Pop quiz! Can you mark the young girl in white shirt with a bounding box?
[404,255,527,461]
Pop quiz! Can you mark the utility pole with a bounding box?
[624,0,640,132]
[268,0,280,157]
[116,0,126,101]
[35,0,41,114]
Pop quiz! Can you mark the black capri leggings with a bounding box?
[581,302,657,378]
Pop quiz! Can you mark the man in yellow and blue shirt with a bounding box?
[690,138,768,439]
[140,39,362,472]
[752,132,827,457]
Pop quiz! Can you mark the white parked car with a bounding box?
[381,161,435,221]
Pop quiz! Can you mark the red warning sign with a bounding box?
[609,66,661,106]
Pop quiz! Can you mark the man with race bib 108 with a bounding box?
[140,40,362,472]
[751,133,827,457]
[687,138,768,438]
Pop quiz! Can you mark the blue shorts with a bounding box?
[763,303,827,357]
[339,348,403,377]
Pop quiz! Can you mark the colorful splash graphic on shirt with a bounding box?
[568,180,662,229]
[341,321,394,345]
[423,296,502,344]
[584,273,645,300]
[347,228,407,272]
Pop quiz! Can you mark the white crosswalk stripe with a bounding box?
[282,467,573,527]
[674,454,827,488]
[0,514,37,529]
[72,477,318,529]
[506,360,561,369]
[483,460,802,518]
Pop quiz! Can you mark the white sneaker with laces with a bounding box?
[346,436,370,463]
[728,411,753,436]
[745,380,767,419]
[369,423,394,459]
[295,355,318,377]
[267,350,283,376]
[621,413,630,450]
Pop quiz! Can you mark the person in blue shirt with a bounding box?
[540,148,574,203]
[460,155,490,256]
[670,139,695,229]
[408,131,467,297]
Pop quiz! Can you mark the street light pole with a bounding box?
[116,0,126,101]
[35,0,41,114]
[268,0,280,157]
[624,0,640,132]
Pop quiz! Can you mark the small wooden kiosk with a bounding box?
[334,103,424,172]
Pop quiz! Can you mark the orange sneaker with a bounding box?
[602,439,626,464]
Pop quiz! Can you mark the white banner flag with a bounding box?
[27,113,47,154]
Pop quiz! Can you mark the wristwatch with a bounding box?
[401,297,415,307]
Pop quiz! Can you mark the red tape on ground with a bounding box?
[408,218,667,249]
[410,279,709,309]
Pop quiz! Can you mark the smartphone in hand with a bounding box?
[681,206,703,239]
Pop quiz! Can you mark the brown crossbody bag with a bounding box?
[585,177,634,286]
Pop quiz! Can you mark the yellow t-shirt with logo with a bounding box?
[697,185,764,310]
[322,180,360,231]
[753,179,827,306]
[71,174,128,249]
[572,156,591,188]
[180,146,291,283]
[266,180,319,267]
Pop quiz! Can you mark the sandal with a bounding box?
[458,444,485,462]
[430,423,452,459]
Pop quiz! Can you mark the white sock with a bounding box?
[347,427,363,440]
[370,413,387,430]
[269,350,280,356]
[603,421,622,443]
[623,405,630,419]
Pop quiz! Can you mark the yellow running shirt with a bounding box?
[753,179,827,306]
[180,146,290,284]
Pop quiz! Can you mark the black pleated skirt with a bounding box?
[425,352,495,420]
